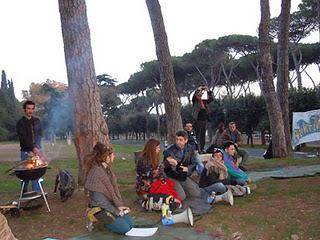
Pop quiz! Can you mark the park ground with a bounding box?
[0,141,320,240]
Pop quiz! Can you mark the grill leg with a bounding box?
[38,179,51,212]
[18,181,25,209]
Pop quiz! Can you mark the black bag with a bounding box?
[54,169,76,202]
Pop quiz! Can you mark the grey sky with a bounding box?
[0,0,318,100]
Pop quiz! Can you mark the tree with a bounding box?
[259,0,288,157]
[58,0,109,184]
[1,70,7,90]
[276,0,292,152]
[146,0,183,143]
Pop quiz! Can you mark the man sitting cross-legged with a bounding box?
[163,130,201,201]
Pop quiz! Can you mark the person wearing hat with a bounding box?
[199,148,233,205]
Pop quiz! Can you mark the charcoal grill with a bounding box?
[11,161,51,212]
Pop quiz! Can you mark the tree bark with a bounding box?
[58,0,109,184]
[146,0,183,144]
[276,0,292,153]
[259,0,288,157]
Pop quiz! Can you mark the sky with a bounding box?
[0,0,318,100]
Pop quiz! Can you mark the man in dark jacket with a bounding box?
[163,130,201,201]
[184,121,204,175]
[192,85,213,153]
[16,100,43,193]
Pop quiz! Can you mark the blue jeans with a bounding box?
[194,153,204,175]
[201,182,227,198]
[231,178,246,186]
[105,214,134,234]
[20,151,41,192]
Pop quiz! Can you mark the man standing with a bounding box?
[222,121,249,171]
[163,130,201,201]
[192,85,213,153]
[184,121,204,175]
[16,100,42,193]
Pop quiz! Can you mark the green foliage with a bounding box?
[0,71,21,141]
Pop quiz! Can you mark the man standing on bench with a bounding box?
[163,130,201,201]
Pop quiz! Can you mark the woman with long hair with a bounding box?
[135,138,165,197]
[84,142,134,234]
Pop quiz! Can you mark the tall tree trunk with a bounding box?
[276,0,292,153]
[58,0,109,184]
[259,0,288,157]
[146,0,183,144]
[291,49,302,91]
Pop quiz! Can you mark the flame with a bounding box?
[24,156,45,169]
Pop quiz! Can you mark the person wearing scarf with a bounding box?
[84,142,134,235]
[199,148,233,205]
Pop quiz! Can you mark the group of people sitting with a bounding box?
[83,122,252,235]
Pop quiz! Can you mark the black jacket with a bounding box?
[199,168,230,188]
[16,116,42,151]
[163,144,196,181]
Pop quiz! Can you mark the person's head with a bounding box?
[23,100,36,118]
[85,142,114,170]
[141,138,161,168]
[184,120,193,132]
[218,122,224,133]
[224,141,237,157]
[212,148,224,163]
[228,122,237,132]
[175,130,188,149]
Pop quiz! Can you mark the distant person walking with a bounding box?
[192,85,213,153]
[16,100,43,193]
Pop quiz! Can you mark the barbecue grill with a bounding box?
[8,156,51,213]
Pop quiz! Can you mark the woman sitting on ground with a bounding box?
[136,139,181,209]
[84,142,134,235]
[135,139,165,197]
[199,148,233,205]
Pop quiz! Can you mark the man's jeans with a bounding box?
[237,147,249,165]
[20,151,41,193]
[169,177,201,201]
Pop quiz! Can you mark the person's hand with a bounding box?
[118,206,130,216]
[180,166,188,172]
[32,147,40,156]
[167,156,178,167]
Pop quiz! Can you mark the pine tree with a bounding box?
[1,70,7,90]
[8,79,15,100]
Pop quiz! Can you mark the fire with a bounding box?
[24,156,45,170]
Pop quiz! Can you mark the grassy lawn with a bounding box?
[0,141,320,239]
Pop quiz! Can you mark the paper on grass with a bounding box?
[125,227,158,237]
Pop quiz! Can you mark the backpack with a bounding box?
[263,140,273,159]
[54,169,76,202]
